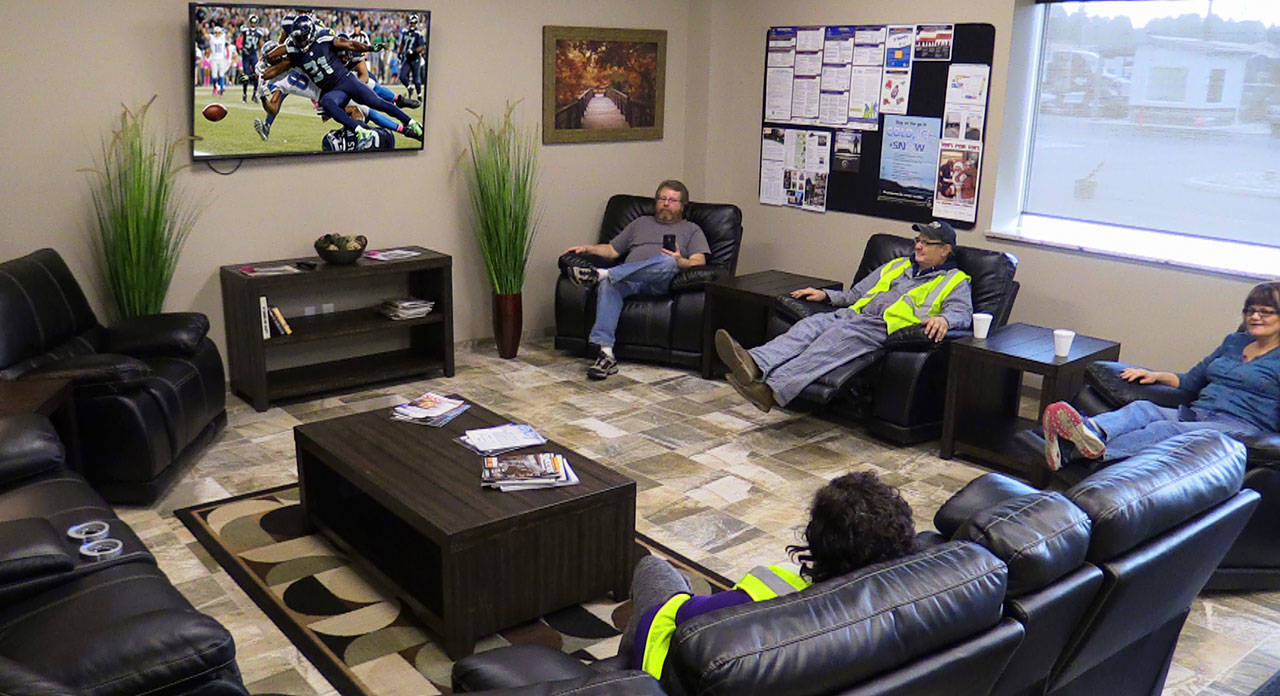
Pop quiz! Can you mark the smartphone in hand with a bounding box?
[662,234,677,252]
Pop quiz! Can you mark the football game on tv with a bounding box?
[190,3,429,161]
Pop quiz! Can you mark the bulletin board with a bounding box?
[757,23,995,229]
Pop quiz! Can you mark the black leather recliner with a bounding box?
[555,194,744,369]
[0,414,247,696]
[1057,360,1280,591]
[0,248,226,504]
[766,232,1019,444]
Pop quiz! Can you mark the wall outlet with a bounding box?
[303,306,317,316]
[321,303,335,314]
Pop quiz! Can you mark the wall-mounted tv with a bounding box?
[190,3,429,161]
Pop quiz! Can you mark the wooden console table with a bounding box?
[940,323,1121,485]
[220,247,453,411]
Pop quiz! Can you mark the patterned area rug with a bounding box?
[176,485,731,696]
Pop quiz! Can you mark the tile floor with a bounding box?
[118,339,1280,696]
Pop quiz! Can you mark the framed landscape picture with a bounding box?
[542,26,666,144]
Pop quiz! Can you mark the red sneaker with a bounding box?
[1041,401,1106,471]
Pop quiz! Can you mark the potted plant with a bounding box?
[462,101,540,358]
[83,96,204,319]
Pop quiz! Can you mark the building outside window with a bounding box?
[998,0,1280,278]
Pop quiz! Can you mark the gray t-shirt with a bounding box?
[611,216,711,264]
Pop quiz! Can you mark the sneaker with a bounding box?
[397,94,422,109]
[587,353,618,380]
[253,118,270,141]
[405,119,424,141]
[726,373,774,413]
[1041,401,1105,471]
[569,266,600,287]
[715,329,760,384]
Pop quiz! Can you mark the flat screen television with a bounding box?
[190,3,429,161]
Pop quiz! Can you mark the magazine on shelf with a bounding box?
[379,297,435,320]
[240,264,302,276]
[366,248,422,261]
[482,453,579,491]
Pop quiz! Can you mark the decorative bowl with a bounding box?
[314,234,367,265]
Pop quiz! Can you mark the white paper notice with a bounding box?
[796,27,824,52]
[819,90,850,125]
[880,68,910,115]
[850,65,882,124]
[820,64,851,91]
[759,128,787,205]
[791,77,820,120]
[795,51,823,77]
[765,67,794,121]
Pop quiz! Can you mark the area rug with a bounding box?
[176,485,731,696]
[1253,671,1280,696]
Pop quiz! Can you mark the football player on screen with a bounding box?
[261,15,423,142]
[238,13,269,103]
[398,14,426,101]
[252,39,322,141]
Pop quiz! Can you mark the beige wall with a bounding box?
[0,0,1258,374]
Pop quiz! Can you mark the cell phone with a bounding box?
[662,234,677,252]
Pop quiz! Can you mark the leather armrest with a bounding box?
[458,671,665,695]
[0,414,64,484]
[669,265,728,292]
[882,325,968,351]
[934,473,1039,537]
[104,313,210,356]
[0,656,81,696]
[557,252,615,277]
[1084,360,1196,409]
[1241,431,1280,468]
[773,295,840,323]
[20,354,150,389]
[452,645,595,693]
[0,518,74,584]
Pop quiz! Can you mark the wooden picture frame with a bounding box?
[542,26,666,144]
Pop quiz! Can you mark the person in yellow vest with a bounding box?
[716,220,972,411]
[618,471,916,679]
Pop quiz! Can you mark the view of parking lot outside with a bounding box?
[1024,1,1280,249]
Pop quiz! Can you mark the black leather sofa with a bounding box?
[766,232,1019,444]
[0,248,226,504]
[449,430,1254,696]
[0,413,247,696]
[555,194,744,369]
[1054,360,1280,591]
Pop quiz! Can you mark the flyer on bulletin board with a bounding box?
[759,127,831,212]
[877,115,941,208]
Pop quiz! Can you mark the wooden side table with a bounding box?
[0,378,80,469]
[700,270,843,379]
[940,323,1120,485]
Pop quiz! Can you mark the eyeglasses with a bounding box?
[914,237,946,247]
[1243,306,1279,318]
[656,196,683,204]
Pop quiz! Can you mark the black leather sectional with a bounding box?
[0,248,226,504]
[451,430,1256,696]
[0,413,246,696]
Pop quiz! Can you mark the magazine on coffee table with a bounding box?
[482,453,579,491]
[392,392,469,427]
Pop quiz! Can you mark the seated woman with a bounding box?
[619,471,915,678]
[1041,281,1280,471]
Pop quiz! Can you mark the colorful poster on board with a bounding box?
[878,115,941,208]
[759,127,831,212]
[933,140,981,221]
[914,24,954,60]
[884,25,914,69]
[879,68,911,115]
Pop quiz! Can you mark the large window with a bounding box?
[1005,0,1280,278]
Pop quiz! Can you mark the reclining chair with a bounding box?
[0,249,226,504]
[555,194,743,369]
[766,232,1018,444]
[1056,360,1280,591]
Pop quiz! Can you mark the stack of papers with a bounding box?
[366,248,422,261]
[239,264,302,276]
[392,392,469,427]
[482,453,579,491]
[379,298,435,320]
[458,424,547,455]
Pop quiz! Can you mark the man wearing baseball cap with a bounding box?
[716,220,972,412]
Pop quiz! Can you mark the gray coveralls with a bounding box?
[748,258,973,406]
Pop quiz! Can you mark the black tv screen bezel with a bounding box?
[189,1,429,162]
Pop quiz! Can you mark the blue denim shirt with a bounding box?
[1179,332,1280,432]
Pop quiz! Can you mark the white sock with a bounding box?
[598,268,610,280]
[600,346,614,359]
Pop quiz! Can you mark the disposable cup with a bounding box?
[972,313,993,339]
[1053,329,1075,358]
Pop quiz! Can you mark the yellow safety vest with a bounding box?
[639,565,810,679]
[849,257,970,334]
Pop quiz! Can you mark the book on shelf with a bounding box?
[481,452,579,491]
[391,392,469,426]
[267,306,292,336]
[258,296,271,340]
[379,297,435,320]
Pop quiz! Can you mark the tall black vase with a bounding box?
[492,293,522,359]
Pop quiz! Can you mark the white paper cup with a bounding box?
[972,313,993,339]
[1053,329,1075,357]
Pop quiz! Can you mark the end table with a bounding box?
[940,323,1120,485]
[701,270,843,379]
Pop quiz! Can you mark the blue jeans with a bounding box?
[1090,400,1260,460]
[588,254,678,348]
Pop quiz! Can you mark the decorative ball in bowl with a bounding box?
[314,234,367,265]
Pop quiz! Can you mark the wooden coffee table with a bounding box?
[294,402,636,659]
